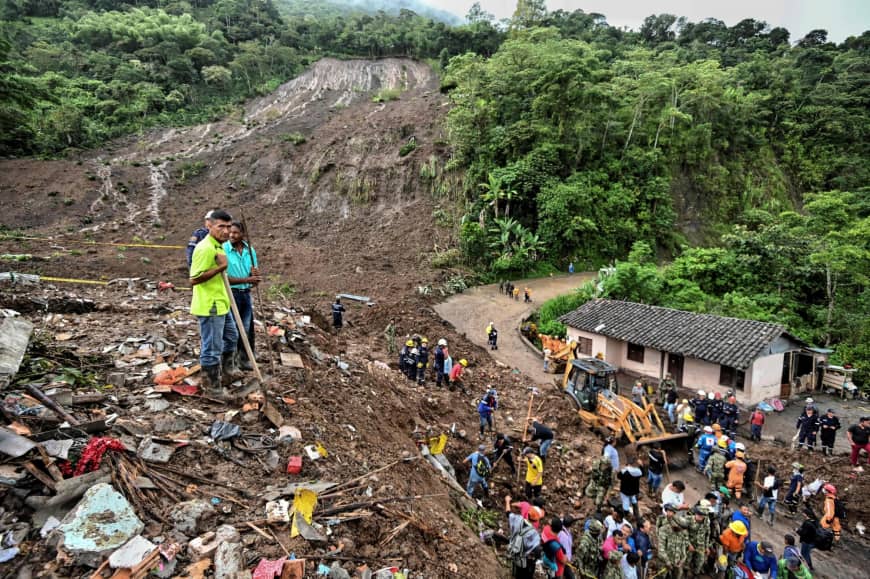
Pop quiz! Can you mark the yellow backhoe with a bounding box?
[560,354,689,464]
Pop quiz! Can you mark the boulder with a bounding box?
[170,499,216,536]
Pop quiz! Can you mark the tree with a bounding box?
[510,0,546,31]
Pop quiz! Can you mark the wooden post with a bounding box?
[518,390,536,483]
[222,272,262,382]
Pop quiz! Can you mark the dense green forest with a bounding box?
[0,0,501,154]
[0,1,867,380]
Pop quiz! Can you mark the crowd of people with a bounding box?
[499,280,532,303]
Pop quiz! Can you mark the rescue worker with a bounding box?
[820,483,841,543]
[486,322,498,350]
[513,286,520,300]
[523,287,531,302]
[416,338,429,384]
[756,465,780,526]
[575,519,604,578]
[665,384,678,424]
[522,447,544,499]
[463,444,491,498]
[696,426,717,471]
[585,455,612,508]
[401,342,417,381]
[687,506,712,576]
[722,395,740,438]
[433,338,447,387]
[478,396,495,439]
[819,408,841,456]
[782,463,804,516]
[693,390,709,426]
[659,513,691,579]
[491,432,517,475]
[186,209,215,266]
[657,502,678,537]
[399,339,412,375]
[719,520,748,560]
[743,540,777,578]
[331,297,345,329]
[659,372,676,406]
[778,556,812,579]
[796,406,820,451]
[528,419,555,461]
[384,318,396,355]
[725,445,748,499]
[224,221,260,371]
[711,391,724,425]
[449,357,467,387]
[676,399,692,429]
[705,439,728,490]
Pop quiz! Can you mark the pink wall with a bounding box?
[749,353,784,404]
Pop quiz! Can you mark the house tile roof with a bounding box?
[559,299,798,369]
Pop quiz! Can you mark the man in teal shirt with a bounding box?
[189,210,241,394]
[223,221,261,370]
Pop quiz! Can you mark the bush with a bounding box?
[537,319,567,339]
[399,141,417,157]
[430,248,461,269]
[280,132,306,145]
[372,88,402,103]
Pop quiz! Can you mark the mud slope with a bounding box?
[0,58,456,298]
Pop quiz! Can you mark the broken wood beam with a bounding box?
[23,461,56,491]
[24,383,80,426]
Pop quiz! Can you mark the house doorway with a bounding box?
[668,353,684,388]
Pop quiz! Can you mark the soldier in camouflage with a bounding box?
[687,506,712,575]
[574,519,604,579]
[602,547,623,579]
[656,502,678,537]
[705,445,728,490]
[584,457,612,508]
[658,513,691,579]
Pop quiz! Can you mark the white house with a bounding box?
[559,299,826,405]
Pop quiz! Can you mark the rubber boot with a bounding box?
[202,365,230,400]
[237,349,254,371]
[222,352,243,385]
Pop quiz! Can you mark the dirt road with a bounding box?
[434,274,594,386]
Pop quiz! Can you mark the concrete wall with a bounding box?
[750,353,785,404]
[566,328,609,360]
[682,358,727,396]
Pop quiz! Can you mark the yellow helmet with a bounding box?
[684,414,694,423]
[718,438,729,449]
[459,359,468,367]
[406,340,414,347]
[421,337,428,343]
[729,520,747,536]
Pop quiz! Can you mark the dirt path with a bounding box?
[434,274,594,386]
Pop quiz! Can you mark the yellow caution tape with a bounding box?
[0,234,185,250]
[41,276,108,285]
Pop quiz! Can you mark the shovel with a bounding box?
[222,272,262,389]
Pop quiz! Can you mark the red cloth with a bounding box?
[541,525,567,577]
[252,557,287,579]
[750,411,765,426]
[72,437,126,476]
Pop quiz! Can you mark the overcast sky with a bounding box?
[438,0,869,43]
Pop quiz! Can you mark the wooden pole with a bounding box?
[25,384,80,426]
[222,272,262,382]
[518,391,536,483]
[240,211,276,378]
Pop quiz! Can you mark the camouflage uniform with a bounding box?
[706,451,727,490]
[574,526,603,579]
[687,515,711,575]
[659,377,676,405]
[584,457,612,508]
[602,548,623,579]
[658,516,690,579]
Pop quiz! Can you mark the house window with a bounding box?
[627,342,645,363]
[719,365,746,390]
[577,337,592,356]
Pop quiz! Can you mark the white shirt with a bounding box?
[661,486,684,510]
[763,475,778,500]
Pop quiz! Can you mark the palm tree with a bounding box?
[479,173,505,220]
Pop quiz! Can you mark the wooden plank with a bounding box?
[23,462,56,492]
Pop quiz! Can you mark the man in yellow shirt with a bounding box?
[522,446,543,499]
[189,210,241,394]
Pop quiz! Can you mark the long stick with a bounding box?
[518,391,536,483]
[222,272,262,382]
[240,211,277,377]
[24,384,80,425]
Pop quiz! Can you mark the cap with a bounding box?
[588,519,604,535]
[718,485,731,498]
[674,515,691,529]
[421,337,428,343]
[760,541,775,554]
[438,338,447,346]
[478,444,486,452]
[827,408,834,413]
[735,442,746,451]
[522,446,535,456]
[704,426,713,433]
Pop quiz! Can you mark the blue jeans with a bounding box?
[231,289,255,358]
[539,438,553,459]
[751,424,762,439]
[620,492,638,513]
[647,471,663,493]
[758,496,776,514]
[479,414,493,434]
[197,311,238,367]
[466,475,488,497]
[801,542,814,570]
[665,403,676,423]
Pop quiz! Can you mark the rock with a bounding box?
[170,499,216,536]
[106,372,126,388]
[137,436,176,464]
[329,561,351,579]
[56,483,144,567]
[153,416,192,432]
[108,536,156,569]
[213,524,248,579]
[188,531,218,560]
[145,398,171,412]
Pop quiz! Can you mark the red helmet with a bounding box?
[823,483,837,495]
[715,392,722,400]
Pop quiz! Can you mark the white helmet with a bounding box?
[437,338,447,346]
[411,348,419,355]
[708,392,715,400]
[735,442,746,451]
[698,390,706,397]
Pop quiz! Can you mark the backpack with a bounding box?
[474,456,490,479]
[540,539,561,577]
[507,518,539,568]
[813,522,834,551]
[834,498,847,520]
